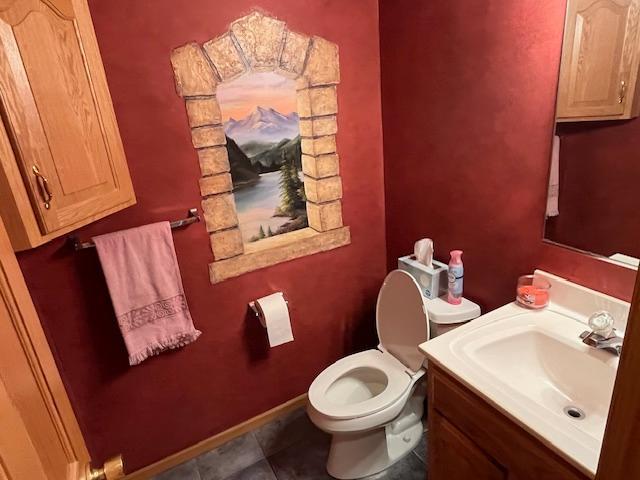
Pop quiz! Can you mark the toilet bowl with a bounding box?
[307,270,430,479]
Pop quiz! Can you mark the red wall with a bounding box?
[16,0,386,471]
[379,0,636,311]
[546,119,640,259]
[14,0,640,472]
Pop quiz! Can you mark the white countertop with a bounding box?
[418,271,630,477]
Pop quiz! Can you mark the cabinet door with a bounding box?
[430,412,506,480]
[557,0,640,119]
[0,0,134,234]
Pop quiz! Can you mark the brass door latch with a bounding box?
[87,455,124,480]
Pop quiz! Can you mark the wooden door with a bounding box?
[0,332,50,480]
[0,214,92,480]
[430,411,506,480]
[0,0,134,234]
[596,268,640,479]
[557,0,640,120]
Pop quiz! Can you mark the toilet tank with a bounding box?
[424,296,481,338]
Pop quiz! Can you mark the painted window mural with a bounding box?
[171,11,348,282]
[217,72,307,243]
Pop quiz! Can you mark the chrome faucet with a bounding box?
[580,310,623,356]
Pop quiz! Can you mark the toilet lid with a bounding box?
[376,270,429,373]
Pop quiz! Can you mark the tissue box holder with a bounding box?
[398,255,448,300]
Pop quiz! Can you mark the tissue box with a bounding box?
[398,255,448,300]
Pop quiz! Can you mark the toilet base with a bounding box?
[326,422,423,479]
[325,383,425,479]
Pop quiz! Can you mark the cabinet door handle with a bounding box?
[619,80,627,104]
[32,165,52,210]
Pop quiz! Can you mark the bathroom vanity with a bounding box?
[420,271,629,480]
[428,366,589,480]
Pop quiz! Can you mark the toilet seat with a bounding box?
[308,349,412,420]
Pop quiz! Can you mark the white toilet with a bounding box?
[307,269,480,479]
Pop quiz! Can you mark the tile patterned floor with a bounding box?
[153,407,428,480]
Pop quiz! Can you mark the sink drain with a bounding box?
[564,406,586,420]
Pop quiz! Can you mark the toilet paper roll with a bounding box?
[253,292,294,347]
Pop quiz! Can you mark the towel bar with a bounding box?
[68,208,201,251]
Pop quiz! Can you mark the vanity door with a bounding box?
[557,0,640,120]
[430,412,506,480]
[429,367,591,480]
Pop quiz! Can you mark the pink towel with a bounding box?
[93,222,201,365]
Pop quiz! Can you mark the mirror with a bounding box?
[543,0,640,270]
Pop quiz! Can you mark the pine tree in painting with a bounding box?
[278,152,305,216]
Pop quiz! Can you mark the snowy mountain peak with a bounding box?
[224,106,299,146]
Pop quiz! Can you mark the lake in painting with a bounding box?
[217,72,307,243]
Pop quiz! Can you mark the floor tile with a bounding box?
[365,453,426,480]
[268,431,332,479]
[412,429,428,464]
[224,459,277,480]
[196,432,264,480]
[153,459,201,480]
[254,407,322,457]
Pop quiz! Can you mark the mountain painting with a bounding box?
[217,72,307,243]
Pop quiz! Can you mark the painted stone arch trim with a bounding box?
[170,11,350,283]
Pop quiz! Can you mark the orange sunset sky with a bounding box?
[217,72,297,121]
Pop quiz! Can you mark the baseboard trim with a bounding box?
[124,393,308,480]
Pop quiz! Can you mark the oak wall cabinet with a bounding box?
[428,366,590,480]
[0,0,135,251]
[557,0,640,121]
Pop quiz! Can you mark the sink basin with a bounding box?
[454,310,616,440]
[419,271,629,476]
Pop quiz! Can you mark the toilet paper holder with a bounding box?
[249,294,288,320]
[248,301,260,317]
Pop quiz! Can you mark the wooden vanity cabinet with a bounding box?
[428,366,591,480]
[431,413,505,480]
[0,0,135,251]
[557,0,640,121]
